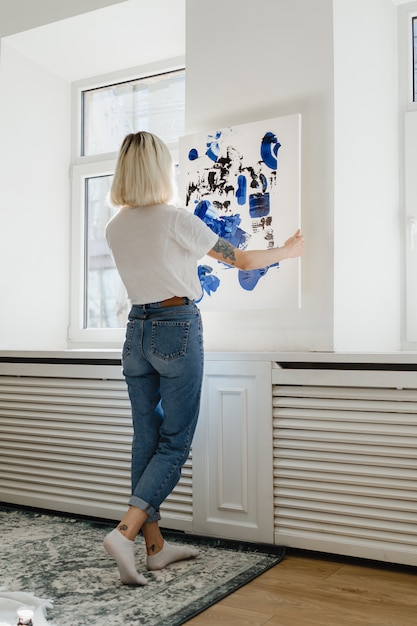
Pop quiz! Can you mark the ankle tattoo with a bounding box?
[118,524,128,531]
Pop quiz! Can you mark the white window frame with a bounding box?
[406,11,417,109]
[68,58,185,348]
[398,4,417,348]
[69,157,120,347]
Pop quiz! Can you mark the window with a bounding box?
[414,16,417,102]
[70,66,185,347]
[82,72,185,156]
[400,8,417,347]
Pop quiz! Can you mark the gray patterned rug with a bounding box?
[0,506,285,625]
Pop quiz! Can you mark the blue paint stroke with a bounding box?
[227,221,250,249]
[194,201,250,249]
[261,132,281,170]
[194,199,218,221]
[197,264,220,301]
[188,148,199,161]
[206,131,222,162]
[238,262,279,291]
[249,192,270,218]
[236,174,247,206]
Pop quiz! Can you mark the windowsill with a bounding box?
[1,349,417,364]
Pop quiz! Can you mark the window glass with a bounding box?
[84,175,128,329]
[82,69,185,156]
[412,17,417,102]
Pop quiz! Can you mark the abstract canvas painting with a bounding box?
[179,114,301,311]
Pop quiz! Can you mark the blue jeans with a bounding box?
[122,300,204,523]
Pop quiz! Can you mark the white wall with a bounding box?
[0,43,71,350]
[186,0,336,351]
[333,0,400,351]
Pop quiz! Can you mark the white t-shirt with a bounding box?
[105,203,219,304]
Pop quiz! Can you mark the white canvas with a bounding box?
[179,114,302,311]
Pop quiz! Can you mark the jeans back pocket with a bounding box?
[150,320,191,361]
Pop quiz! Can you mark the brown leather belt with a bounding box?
[161,296,189,307]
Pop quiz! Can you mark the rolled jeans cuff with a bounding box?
[128,495,161,523]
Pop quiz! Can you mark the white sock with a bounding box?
[103,529,147,586]
[146,540,199,571]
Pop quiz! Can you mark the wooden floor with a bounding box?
[187,550,417,626]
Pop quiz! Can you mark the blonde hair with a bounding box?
[110,131,176,207]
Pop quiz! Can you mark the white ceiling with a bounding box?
[3,0,185,82]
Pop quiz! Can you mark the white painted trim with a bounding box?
[68,158,124,347]
[1,350,417,364]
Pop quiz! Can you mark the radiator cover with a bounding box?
[1,359,417,565]
[0,363,192,530]
[273,366,417,566]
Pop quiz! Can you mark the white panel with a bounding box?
[273,367,417,566]
[193,360,273,543]
[0,370,192,530]
[218,388,248,512]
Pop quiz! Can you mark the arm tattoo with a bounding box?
[213,238,236,263]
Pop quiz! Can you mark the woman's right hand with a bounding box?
[282,229,305,258]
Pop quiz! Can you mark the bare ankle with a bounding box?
[146,540,164,556]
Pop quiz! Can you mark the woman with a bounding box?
[103,131,304,585]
